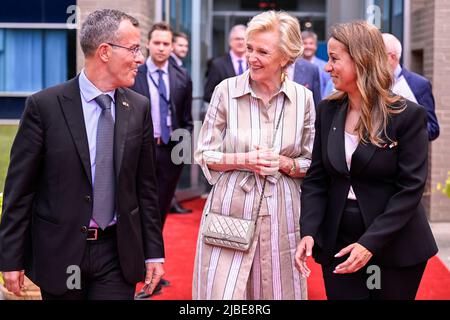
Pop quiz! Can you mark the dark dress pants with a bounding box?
[41,232,135,300]
[321,199,427,300]
[155,142,184,227]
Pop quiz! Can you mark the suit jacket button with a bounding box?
[81,226,88,233]
[85,195,91,203]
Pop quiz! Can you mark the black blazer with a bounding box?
[203,53,236,103]
[293,58,322,108]
[0,76,164,294]
[300,97,438,267]
[130,62,193,133]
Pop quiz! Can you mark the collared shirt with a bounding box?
[79,69,116,229]
[170,52,183,67]
[229,50,247,76]
[79,70,164,263]
[311,56,333,97]
[394,64,402,80]
[392,65,418,103]
[146,57,172,138]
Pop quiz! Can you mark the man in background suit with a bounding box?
[170,31,189,68]
[301,30,333,98]
[130,22,193,293]
[0,9,164,300]
[383,33,440,141]
[168,31,193,214]
[203,24,247,103]
[288,58,322,108]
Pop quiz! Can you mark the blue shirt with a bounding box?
[79,70,164,263]
[146,58,172,138]
[79,69,116,229]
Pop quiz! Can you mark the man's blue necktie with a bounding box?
[238,59,244,75]
[157,69,170,144]
[93,94,115,230]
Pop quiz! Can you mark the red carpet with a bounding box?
[137,198,450,300]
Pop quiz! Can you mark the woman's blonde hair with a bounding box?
[246,10,303,67]
[327,21,405,146]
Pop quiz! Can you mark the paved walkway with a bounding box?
[431,222,450,270]
[0,120,19,125]
[1,222,448,300]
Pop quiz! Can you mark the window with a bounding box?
[0,28,68,92]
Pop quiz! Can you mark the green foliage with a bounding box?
[0,125,18,192]
[437,171,450,198]
[0,124,17,287]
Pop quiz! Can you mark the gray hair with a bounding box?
[382,33,402,60]
[229,24,247,41]
[301,30,318,42]
[80,9,139,57]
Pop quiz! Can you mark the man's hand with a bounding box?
[2,270,25,297]
[333,243,373,274]
[142,263,165,295]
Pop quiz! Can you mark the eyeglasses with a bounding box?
[107,43,142,56]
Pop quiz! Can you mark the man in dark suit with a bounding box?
[169,31,189,68]
[383,33,440,141]
[203,24,247,103]
[0,9,164,300]
[301,30,333,98]
[131,22,192,228]
[289,58,322,108]
[130,23,192,294]
[168,31,193,214]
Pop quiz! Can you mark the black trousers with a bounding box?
[321,199,427,300]
[155,143,184,227]
[41,232,135,300]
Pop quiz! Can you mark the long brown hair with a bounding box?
[327,21,405,146]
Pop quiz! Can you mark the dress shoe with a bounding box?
[135,281,162,299]
[169,202,192,214]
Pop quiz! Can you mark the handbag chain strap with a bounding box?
[210,95,286,217]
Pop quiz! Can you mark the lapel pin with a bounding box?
[389,141,398,149]
[333,127,336,131]
[122,101,129,108]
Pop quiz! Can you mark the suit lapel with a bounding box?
[350,138,377,176]
[168,63,179,129]
[114,88,130,180]
[225,53,236,77]
[137,65,151,100]
[59,76,92,186]
[327,99,349,175]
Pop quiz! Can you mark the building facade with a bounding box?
[0,0,448,220]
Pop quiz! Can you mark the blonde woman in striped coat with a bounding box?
[192,11,315,300]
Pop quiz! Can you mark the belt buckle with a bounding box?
[87,228,98,241]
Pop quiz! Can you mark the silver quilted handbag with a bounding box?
[201,98,286,252]
[202,213,256,251]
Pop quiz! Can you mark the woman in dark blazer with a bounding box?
[295,21,438,300]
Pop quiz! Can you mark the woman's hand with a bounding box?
[333,243,373,274]
[246,145,279,176]
[295,236,314,277]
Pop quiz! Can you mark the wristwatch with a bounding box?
[289,159,296,175]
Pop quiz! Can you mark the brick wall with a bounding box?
[410,0,450,221]
[429,0,450,221]
[76,0,155,72]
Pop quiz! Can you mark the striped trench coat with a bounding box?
[193,71,315,300]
